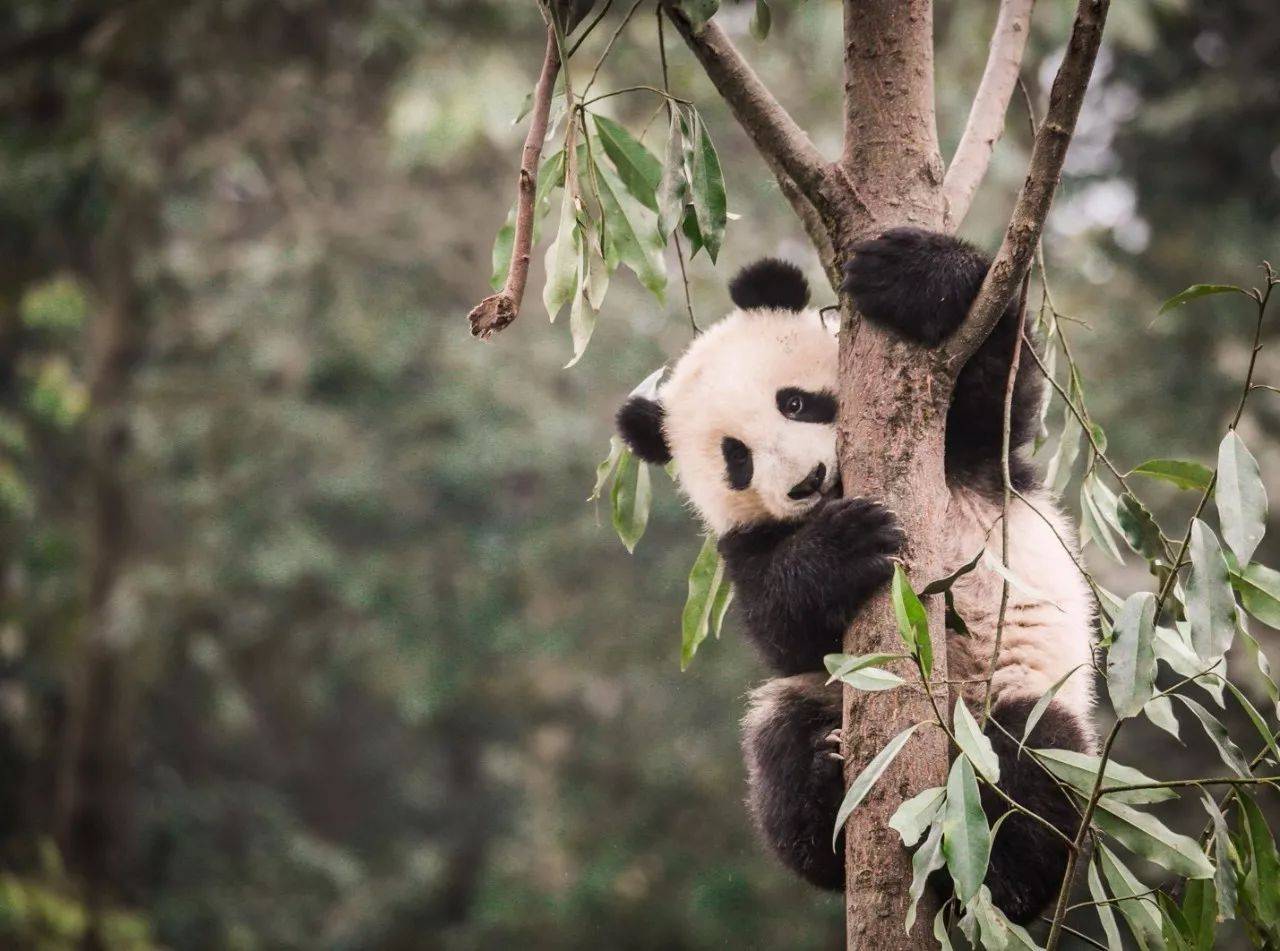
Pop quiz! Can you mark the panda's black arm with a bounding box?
[843,227,1042,480]
[718,497,902,675]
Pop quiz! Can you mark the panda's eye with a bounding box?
[784,393,805,416]
[776,387,837,423]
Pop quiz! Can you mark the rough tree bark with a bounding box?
[481,0,1111,945]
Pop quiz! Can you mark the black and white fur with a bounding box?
[616,229,1095,924]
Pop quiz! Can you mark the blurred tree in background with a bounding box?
[0,0,1276,948]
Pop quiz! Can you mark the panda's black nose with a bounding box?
[788,463,826,500]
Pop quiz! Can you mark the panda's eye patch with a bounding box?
[721,436,753,490]
[776,387,837,423]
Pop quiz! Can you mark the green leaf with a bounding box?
[888,785,946,847]
[1180,878,1217,951]
[905,819,945,932]
[593,154,666,300]
[592,114,662,211]
[564,254,595,369]
[1099,843,1163,949]
[1224,680,1280,765]
[1093,797,1215,878]
[1159,893,1195,951]
[1021,665,1088,746]
[1081,475,1126,563]
[1157,283,1244,315]
[749,0,771,39]
[590,436,625,502]
[824,652,904,684]
[1143,695,1183,743]
[672,0,720,33]
[934,907,954,951]
[1174,695,1252,777]
[953,699,999,784]
[1087,856,1125,951]
[687,110,727,262]
[681,535,733,670]
[1128,458,1214,492]
[610,450,651,553]
[921,548,984,596]
[834,667,908,691]
[891,565,932,674]
[1045,412,1082,494]
[1033,747,1177,805]
[1217,431,1267,565]
[1201,794,1237,922]
[831,722,923,848]
[1232,562,1280,627]
[1239,793,1280,924]
[656,110,686,240]
[1186,519,1238,662]
[543,182,582,321]
[1116,493,1165,562]
[942,755,990,902]
[1107,591,1158,719]
[968,885,1042,950]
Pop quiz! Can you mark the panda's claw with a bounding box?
[822,729,844,761]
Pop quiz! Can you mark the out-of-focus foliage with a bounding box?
[0,0,1275,948]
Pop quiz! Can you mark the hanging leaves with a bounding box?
[952,699,1000,784]
[656,110,686,240]
[832,722,923,848]
[1186,519,1238,663]
[905,819,945,932]
[680,534,733,669]
[610,449,651,553]
[941,755,991,903]
[749,0,772,40]
[687,109,727,262]
[891,564,932,673]
[1107,591,1157,719]
[1093,796,1215,878]
[1128,458,1214,492]
[1217,430,1267,565]
[888,785,946,848]
[592,114,662,211]
[1157,283,1245,316]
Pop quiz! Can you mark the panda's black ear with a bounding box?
[729,258,810,312]
[616,396,671,464]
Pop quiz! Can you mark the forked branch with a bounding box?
[467,26,561,340]
[946,0,1111,367]
[943,0,1036,229]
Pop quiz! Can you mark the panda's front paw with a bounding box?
[813,497,904,564]
[842,227,985,346]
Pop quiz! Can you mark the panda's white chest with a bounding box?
[940,486,1096,730]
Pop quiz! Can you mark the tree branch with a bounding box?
[467,26,561,340]
[657,3,858,232]
[942,0,1036,230]
[945,0,1110,367]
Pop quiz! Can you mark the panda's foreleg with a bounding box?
[741,674,845,890]
[979,696,1091,924]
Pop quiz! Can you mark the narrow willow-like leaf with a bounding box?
[1143,695,1182,742]
[1238,623,1280,710]
[687,110,727,262]
[1174,695,1252,777]
[1180,879,1217,951]
[681,535,732,670]
[953,699,999,784]
[831,722,922,848]
[543,185,581,321]
[1087,856,1125,951]
[749,0,771,39]
[610,450,650,553]
[1233,562,1280,627]
[968,885,1042,950]
[1099,843,1163,949]
[1021,665,1087,746]
[1157,283,1244,315]
[1046,411,1082,494]
[934,908,955,951]
[905,819,945,932]
[1224,680,1280,765]
[593,153,667,300]
[1116,492,1165,562]
[1033,747,1176,805]
[1081,475,1125,563]
[1201,793,1237,922]
[1128,458,1214,492]
[891,564,931,672]
[655,110,685,240]
[888,784,946,847]
[1107,591,1157,719]
[1094,797,1215,878]
[1159,893,1194,951]
[589,436,625,502]
[920,548,983,596]
[835,667,908,691]
[592,114,661,211]
[1217,430,1267,565]
[1186,519,1238,662]
[824,651,904,685]
[1239,793,1280,924]
[564,255,595,369]
[942,756,991,902]
[583,223,609,310]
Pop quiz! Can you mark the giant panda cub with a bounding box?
[615,228,1096,923]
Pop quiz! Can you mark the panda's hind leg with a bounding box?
[742,673,845,890]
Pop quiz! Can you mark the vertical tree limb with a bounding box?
[942,0,1036,230]
[467,26,561,339]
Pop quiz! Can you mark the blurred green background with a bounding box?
[0,0,1277,948]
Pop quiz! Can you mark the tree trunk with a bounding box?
[836,3,952,945]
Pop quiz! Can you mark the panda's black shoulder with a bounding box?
[729,258,810,312]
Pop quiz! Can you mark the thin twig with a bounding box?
[565,0,615,57]
[1038,917,1110,951]
[467,26,562,339]
[656,6,698,335]
[581,0,646,99]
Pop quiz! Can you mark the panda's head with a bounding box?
[616,259,841,535]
